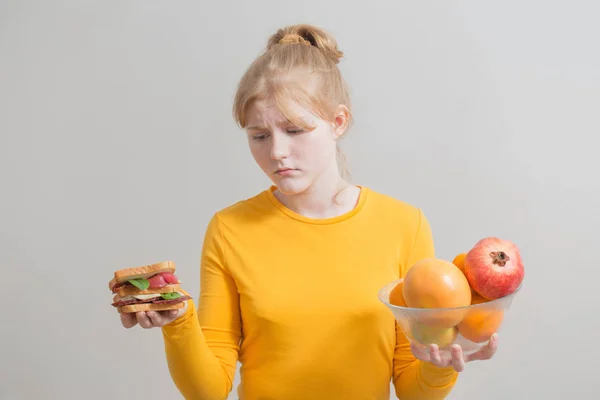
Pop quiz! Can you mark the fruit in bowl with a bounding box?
[452,253,467,274]
[378,278,520,355]
[389,280,407,307]
[401,258,472,327]
[457,293,504,343]
[464,237,524,300]
[378,236,524,356]
[409,322,458,348]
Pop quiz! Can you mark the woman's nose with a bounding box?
[270,133,291,160]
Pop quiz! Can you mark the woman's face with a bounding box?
[244,98,347,196]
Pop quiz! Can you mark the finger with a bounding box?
[120,312,138,328]
[481,333,499,359]
[451,345,465,372]
[467,333,499,362]
[410,341,430,361]
[161,310,181,323]
[146,311,168,327]
[167,309,179,319]
[136,311,154,329]
[429,344,442,366]
[489,333,499,351]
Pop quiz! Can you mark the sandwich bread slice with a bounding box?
[109,261,191,313]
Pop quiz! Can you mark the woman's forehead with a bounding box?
[246,99,314,127]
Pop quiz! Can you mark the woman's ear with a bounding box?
[332,104,350,139]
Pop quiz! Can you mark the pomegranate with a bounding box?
[464,237,524,300]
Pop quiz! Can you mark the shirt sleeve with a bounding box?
[161,212,242,400]
[392,208,459,400]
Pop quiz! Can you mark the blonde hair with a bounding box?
[232,24,353,178]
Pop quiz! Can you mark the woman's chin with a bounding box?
[272,177,310,196]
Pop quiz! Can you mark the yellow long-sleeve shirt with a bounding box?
[161,185,458,400]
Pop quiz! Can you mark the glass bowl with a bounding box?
[378,278,522,358]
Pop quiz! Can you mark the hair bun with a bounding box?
[278,33,311,46]
[267,24,344,64]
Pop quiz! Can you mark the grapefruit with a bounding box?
[402,258,472,327]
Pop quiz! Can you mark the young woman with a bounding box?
[119,24,498,400]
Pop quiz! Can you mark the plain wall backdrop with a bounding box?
[1,1,598,399]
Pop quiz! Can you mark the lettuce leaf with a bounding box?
[128,278,149,290]
[160,292,182,300]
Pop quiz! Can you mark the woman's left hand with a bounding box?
[410,333,499,372]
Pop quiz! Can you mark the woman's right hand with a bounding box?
[120,303,188,329]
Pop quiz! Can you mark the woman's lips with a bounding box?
[275,168,297,176]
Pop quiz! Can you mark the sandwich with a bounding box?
[109,260,191,313]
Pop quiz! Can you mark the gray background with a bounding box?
[1,1,598,399]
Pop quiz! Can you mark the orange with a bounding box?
[452,253,467,275]
[457,293,504,343]
[389,281,407,307]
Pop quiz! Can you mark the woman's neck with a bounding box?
[273,169,360,219]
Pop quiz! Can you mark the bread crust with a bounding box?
[117,301,185,313]
[108,261,176,289]
[115,284,181,297]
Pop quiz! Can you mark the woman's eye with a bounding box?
[287,129,303,134]
[253,134,268,140]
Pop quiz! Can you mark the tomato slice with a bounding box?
[160,272,179,284]
[148,274,167,288]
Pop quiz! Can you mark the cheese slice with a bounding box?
[119,291,184,302]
